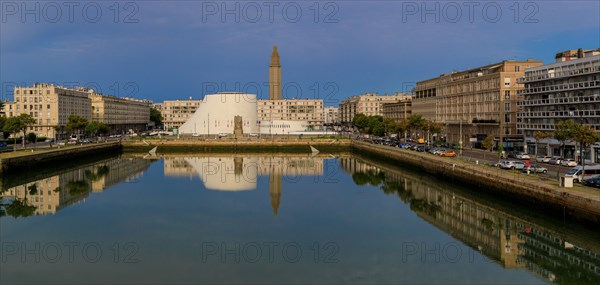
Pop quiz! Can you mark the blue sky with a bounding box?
[1,1,599,106]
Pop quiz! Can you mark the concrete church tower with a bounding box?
[269,44,282,100]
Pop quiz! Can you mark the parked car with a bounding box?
[494,160,508,168]
[218,133,229,138]
[561,159,578,167]
[44,138,55,143]
[416,145,426,152]
[523,164,548,173]
[516,152,530,160]
[583,176,600,188]
[500,161,525,170]
[536,156,552,163]
[548,157,562,165]
[439,150,457,157]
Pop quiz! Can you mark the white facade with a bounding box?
[179,93,259,135]
[259,120,311,135]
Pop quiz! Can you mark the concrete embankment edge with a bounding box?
[0,142,122,174]
[122,140,351,153]
[351,141,600,224]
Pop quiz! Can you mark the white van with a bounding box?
[565,164,600,183]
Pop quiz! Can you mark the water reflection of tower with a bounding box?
[268,157,282,216]
[269,173,282,216]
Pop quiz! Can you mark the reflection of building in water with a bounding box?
[164,156,324,191]
[1,158,152,216]
[270,173,282,216]
[183,157,259,191]
[341,157,600,284]
[163,156,326,215]
[164,158,196,177]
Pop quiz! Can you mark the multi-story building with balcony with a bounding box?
[382,99,412,123]
[257,99,324,126]
[89,94,151,134]
[157,99,203,130]
[324,106,338,125]
[5,83,151,139]
[339,93,412,124]
[6,83,92,139]
[517,49,600,162]
[413,59,544,149]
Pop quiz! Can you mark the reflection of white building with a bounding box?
[184,157,259,191]
[164,156,326,191]
[164,155,328,215]
[179,93,259,135]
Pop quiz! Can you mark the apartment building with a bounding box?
[6,83,92,139]
[517,48,600,162]
[257,99,324,126]
[324,106,338,125]
[5,83,151,139]
[382,100,412,123]
[412,59,543,149]
[89,94,151,134]
[156,99,202,130]
[339,93,412,123]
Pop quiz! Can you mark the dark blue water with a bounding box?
[1,154,598,284]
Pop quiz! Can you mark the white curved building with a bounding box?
[179,93,258,135]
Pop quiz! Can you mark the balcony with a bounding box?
[517,95,600,106]
[519,64,600,84]
[517,110,600,119]
[518,79,600,96]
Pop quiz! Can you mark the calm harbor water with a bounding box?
[1,153,599,284]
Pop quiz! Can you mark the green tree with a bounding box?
[554,119,577,159]
[85,121,109,138]
[572,124,600,179]
[395,119,409,141]
[66,115,89,136]
[407,114,425,139]
[482,134,494,152]
[366,116,383,135]
[0,116,8,139]
[383,118,396,137]
[4,114,36,148]
[150,107,163,127]
[4,199,36,218]
[423,120,444,146]
[352,113,368,133]
[26,132,36,144]
[533,131,552,158]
